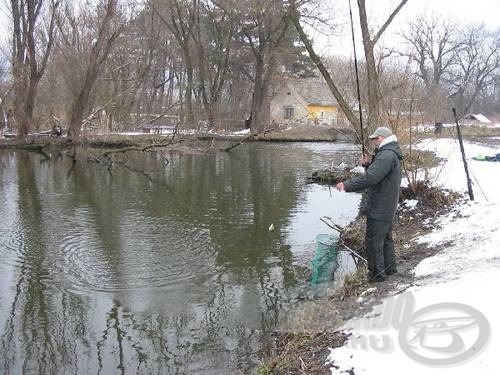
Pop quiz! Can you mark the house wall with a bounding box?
[270,82,348,127]
[269,86,309,126]
[306,104,339,125]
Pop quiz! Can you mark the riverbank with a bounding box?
[257,187,460,374]
[258,136,500,374]
[0,125,357,147]
[1,123,499,149]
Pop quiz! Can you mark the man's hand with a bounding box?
[335,182,345,191]
[360,154,371,167]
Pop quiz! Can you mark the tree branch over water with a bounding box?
[101,137,183,158]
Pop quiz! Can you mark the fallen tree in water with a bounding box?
[0,134,192,184]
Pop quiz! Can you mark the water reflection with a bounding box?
[0,142,360,373]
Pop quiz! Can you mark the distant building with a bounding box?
[463,113,491,124]
[270,78,347,127]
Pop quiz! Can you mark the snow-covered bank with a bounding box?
[326,138,500,374]
[418,138,499,201]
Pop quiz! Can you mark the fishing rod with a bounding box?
[452,108,474,201]
[348,0,365,156]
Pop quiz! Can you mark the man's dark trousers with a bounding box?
[365,218,396,278]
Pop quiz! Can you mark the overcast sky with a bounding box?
[1,0,499,61]
[312,0,500,57]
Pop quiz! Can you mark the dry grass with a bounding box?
[340,266,369,299]
[340,216,366,258]
[400,181,461,208]
[403,149,441,171]
[257,331,348,375]
[283,298,344,335]
[415,125,500,139]
[446,125,500,138]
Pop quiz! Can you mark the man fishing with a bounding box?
[336,127,403,282]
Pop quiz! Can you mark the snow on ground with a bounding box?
[412,123,456,132]
[413,123,500,132]
[327,138,500,374]
[104,128,252,137]
[418,137,499,201]
[401,199,418,210]
[108,131,144,136]
[232,128,251,135]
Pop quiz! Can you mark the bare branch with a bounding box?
[373,0,409,46]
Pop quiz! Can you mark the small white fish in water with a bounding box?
[268,223,275,232]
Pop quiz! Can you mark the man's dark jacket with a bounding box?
[344,141,403,221]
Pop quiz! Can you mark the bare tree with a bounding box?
[222,0,292,132]
[401,15,461,92]
[0,61,10,131]
[149,0,197,127]
[10,0,60,139]
[95,9,162,131]
[401,16,500,120]
[484,66,500,118]
[192,2,235,130]
[400,15,461,122]
[447,26,500,117]
[356,0,408,129]
[67,0,122,139]
[113,9,181,127]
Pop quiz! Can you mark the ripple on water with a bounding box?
[0,183,24,270]
[56,208,220,294]
[0,221,55,286]
[0,224,25,267]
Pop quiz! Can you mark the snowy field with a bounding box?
[327,138,500,374]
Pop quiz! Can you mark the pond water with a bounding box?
[0,142,360,374]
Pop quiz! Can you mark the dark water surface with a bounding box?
[0,142,360,374]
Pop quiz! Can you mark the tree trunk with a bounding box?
[11,0,59,140]
[68,0,119,140]
[357,0,380,130]
[108,112,113,132]
[249,55,269,133]
[184,56,195,127]
[20,81,38,138]
[69,84,93,139]
[363,43,381,129]
[357,0,408,130]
